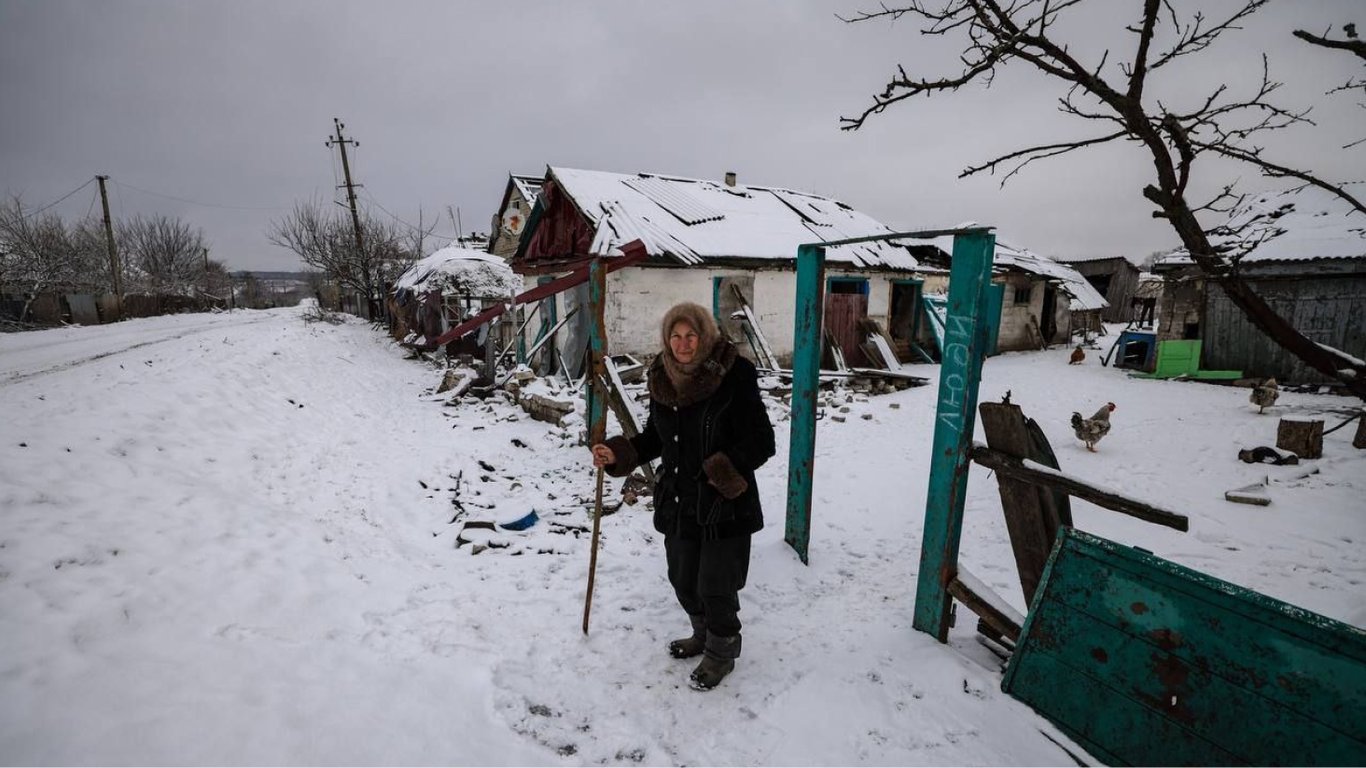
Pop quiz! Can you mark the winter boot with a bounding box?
[689,632,741,691]
[668,615,707,659]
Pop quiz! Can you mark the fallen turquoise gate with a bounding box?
[1003,528,1366,766]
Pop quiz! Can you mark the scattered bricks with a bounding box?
[522,393,576,427]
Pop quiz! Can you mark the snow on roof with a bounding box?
[929,231,1109,312]
[1058,252,1143,267]
[393,246,520,298]
[1159,183,1366,267]
[547,167,920,270]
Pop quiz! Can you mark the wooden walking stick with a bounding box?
[582,460,605,634]
[582,258,609,634]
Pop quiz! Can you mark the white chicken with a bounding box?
[1071,402,1116,452]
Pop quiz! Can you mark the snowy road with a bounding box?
[0,311,274,385]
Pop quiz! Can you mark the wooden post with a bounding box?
[785,243,826,564]
[1277,418,1324,459]
[913,229,996,642]
[581,259,609,635]
[1353,413,1365,450]
[585,259,608,445]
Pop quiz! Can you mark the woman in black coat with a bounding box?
[591,301,775,691]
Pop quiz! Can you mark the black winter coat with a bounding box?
[606,348,775,541]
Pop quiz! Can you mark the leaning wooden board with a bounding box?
[1002,527,1366,766]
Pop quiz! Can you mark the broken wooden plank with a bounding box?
[867,331,902,371]
[970,444,1189,531]
[731,284,779,370]
[430,240,646,348]
[827,329,850,372]
[846,367,929,384]
[979,401,1059,604]
[948,565,1024,644]
[1224,482,1271,506]
[602,358,655,485]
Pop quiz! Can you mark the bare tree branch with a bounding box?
[842,0,1366,399]
[1293,26,1366,60]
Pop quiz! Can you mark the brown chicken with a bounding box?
[1250,378,1279,414]
[1071,402,1116,452]
[1069,346,1085,365]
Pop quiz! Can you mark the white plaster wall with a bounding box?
[519,265,938,367]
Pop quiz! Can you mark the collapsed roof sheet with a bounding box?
[930,231,1109,311]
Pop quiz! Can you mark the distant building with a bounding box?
[1153,184,1366,383]
[487,174,543,260]
[1059,254,1142,324]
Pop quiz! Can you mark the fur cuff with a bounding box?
[603,435,638,478]
[703,452,748,499]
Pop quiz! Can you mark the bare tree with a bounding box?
[267,200,404,319]
[202,258,233,304]
[841,0,1365,399]
[0,196,82,319]
[1294,22,1365,148]
[67,218,117,294]
[119,214,209,295]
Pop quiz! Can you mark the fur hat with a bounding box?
[659,301,720,363]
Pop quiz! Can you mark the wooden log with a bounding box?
[1353,413,1365,450]
[1276,418,1324,460]
[970,445,1190,531]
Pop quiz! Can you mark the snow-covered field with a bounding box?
[1,305,1362,765]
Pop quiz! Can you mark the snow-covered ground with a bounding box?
[1,305,1362,765]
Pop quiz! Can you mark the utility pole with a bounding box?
[325,118,365,259]
[325,117,368,317]
[96,175,122,314]
[202,247,210,303]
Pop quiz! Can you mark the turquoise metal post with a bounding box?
[912,230,996,641]
[585,259,607,444]
[785,244,826,564]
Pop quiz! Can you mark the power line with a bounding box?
[16,177,97,220]
[360,191,463,241]
[113,179,287,211]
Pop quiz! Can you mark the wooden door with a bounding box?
[824,292,868,368]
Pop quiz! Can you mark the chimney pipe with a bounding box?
[724,171,736,187]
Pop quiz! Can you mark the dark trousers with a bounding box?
[665,533,751,638]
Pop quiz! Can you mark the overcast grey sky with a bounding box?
[2,0,1363,271]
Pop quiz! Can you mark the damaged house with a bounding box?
[923,235,1108,352]
[503,166,948,372]
[488,174,543,261]
[1153,183,1366,384]
[1059,254,1142,324]
[388,245,521,356]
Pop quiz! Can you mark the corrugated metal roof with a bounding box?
[621,176,726,225]
[543,166,921,270]
[1158,183,1366,267]
[931,232,1109,311]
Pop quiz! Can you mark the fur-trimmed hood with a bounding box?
[648,338,739,408]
